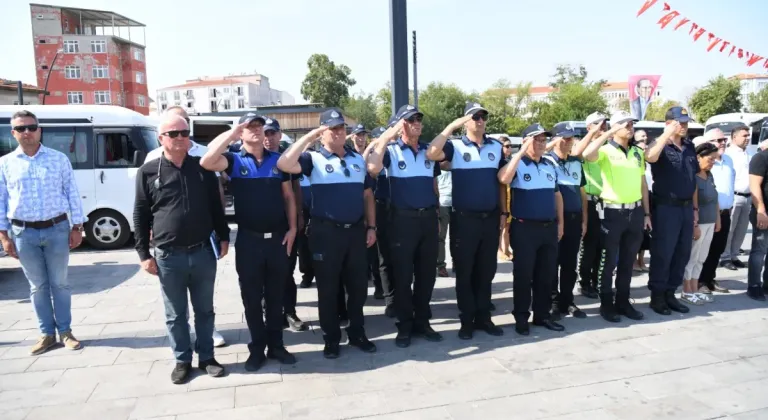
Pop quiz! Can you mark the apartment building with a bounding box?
[732,73,768,111]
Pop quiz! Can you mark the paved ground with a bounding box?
[1,228,767,420]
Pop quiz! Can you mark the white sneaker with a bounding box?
[212,329,226,347]
[681,293,702,305]
[695,292,714,303]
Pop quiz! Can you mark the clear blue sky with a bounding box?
[3,0,766,104]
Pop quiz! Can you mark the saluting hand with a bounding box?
[283,228,297,255]
[231,122,249,143]
[366,229,377,248]
[519,137,534,153]
[446,115,473,132]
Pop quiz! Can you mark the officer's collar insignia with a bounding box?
[325,164,334,173]
[523,173,531,181]
[463,152,471,162]
[398,161,407,170]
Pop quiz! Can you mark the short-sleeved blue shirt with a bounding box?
[374,169,390,201]
[296,173,312,209]
[543,152,585,213]
[224,149,291,232]
[298,145,374,223]
[440,136,505,212]
[510,156,560,221]
[382,139,440,210]
[649,139,699,200]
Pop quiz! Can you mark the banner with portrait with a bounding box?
[628,75,662,121]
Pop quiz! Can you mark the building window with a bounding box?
[65,65,80,79]
[236,86,244,96]
[209,88,218,98]
[133,49,143,61]
[237,98,245,109]
[210,100,218,112]
[223,87,231,94]
[185,90,194,99]
[138,95,146,107]
[135,72,144,84]
[187,101,193,108]
[222,100,231,110]
[67,91,83,104]
[94,91,111,104]
[92,65,108,79]
[158,92,167,101]
[161,104,167,111]
[63,40,79,53]
[90,40,106,53]
[173,91,180,100]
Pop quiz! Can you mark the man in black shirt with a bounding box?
[133,115,230,384]
[747,149,768,301]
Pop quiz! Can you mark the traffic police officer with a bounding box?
[582,111,648,322]
[200,112,298,371]
[645,106,699,315]
[367,104,443,347]
[544,122,588,321]
[426,102,505,340]
[277,108,378,359]
[498,123,565,335]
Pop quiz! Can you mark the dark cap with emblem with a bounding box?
[521,123,551,138]
[387,114,398,128]
[395,104,423,121]
[320,108,346,128]
[351,123,368,135]
[264,117,281,132]
[464,101,488,116]
[665,106,691,123]
[239,112,266,125]
[371,126,386,138]
[552,122,577,138]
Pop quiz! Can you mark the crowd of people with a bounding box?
[1,102,766,385]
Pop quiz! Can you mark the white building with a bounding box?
[733,73,768,111]
[509,81,664,115]
[0,79,44,105]
[155,72,295,115]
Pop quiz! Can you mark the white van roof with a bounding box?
[706,113,768,126]
[0,105,155,127]
[635,121,704,129]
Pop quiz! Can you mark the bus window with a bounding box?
[41,127,90,167]
[0,125,15,157]
[751,121,764,145]
[760,124,768,144]
[191,120,232,146]
[688,127,704,139]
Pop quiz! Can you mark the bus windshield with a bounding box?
[705,121,749,135]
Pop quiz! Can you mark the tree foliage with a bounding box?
[300,54,356,108]
[480,80,532,135]
[533,65,608,128]
[644,99,680,121]
[342,93,378,130]
[688,75,742,122]
[417,82,471,140]
[749,86,768,113]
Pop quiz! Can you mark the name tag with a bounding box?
[264,233,272,239]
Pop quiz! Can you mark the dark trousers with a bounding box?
[376,200,395,306]
[297,207,315,284]
[285,236,298,316]
[598,207,645,300]
[309,221,368,343]
[452,210,499,324]
[747,206,768,289]
[368,242,382,292]
[235,229,287,353]
[437,206,452,269]
[389,210,439,331]
[700,209,731,289]
[578,200,602,289]
[649,203,694,292]
[512,220,558,323]
[553,212,583,308]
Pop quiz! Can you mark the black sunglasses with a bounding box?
[339,159,351,177]
[406,115,423,123]
[12,124,39,133]
[162,130,191,138]
[713,138,727,143]
[472,113,489,121]
[503,144,512,148]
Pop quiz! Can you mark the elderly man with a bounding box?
[134,115,230,384]
[0,110,86,355]
[722,125,752,271]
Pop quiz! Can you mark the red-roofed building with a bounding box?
[0,79,45,105]
[730,73,768,110]
[502,80,664,113]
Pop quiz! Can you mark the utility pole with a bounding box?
[412,31,418,108]
[17,81,24,105]
[389,0,409,114]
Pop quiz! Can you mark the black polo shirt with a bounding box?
[649,139,699,200]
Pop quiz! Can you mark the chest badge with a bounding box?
[488,152,495,161]
[572,172,579,180]
[523,173,531,182]
[398,161,407,170]
[425,160,431,169]
[240,167,249,176]
[633,150,642,166]
[325,164,334,173]
[272,167,279,175]
[352,163,361,172]
[547,173,554,181]
[462,152,471,162]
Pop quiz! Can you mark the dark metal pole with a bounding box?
[42,52,60,105]
[389,0,409,114]
[412,30,418,108]
[17,81,24,106]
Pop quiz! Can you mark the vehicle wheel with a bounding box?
[85,209,130,250]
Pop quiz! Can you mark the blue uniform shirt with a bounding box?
[297,173,312,209]
[441,136,505,212]
[544,152,584,213]
[298,145,374,223]
[374,169,390,201]
[225,149,291,232]
[710,154,735,210]
[382,139,440,209]
[649,139,699,200]
[510,156,559,221]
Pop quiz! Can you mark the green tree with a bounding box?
[342,93,378,130]
[688,75,742,122]
[300,54,356,107]
[550,64,588,88]
[617,97,630,113]
[374,84,393,126]
[749,86,768,113]
[417,82,470,140]
[480,80,532,134]
[526,65,609,129]
[644,99,681,121]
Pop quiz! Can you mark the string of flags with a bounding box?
[636,0,767,69]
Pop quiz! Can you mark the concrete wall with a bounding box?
[0,91,42,106]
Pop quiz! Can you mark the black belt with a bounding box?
[721,208,731,215]
[735,192,751,197]
[159,240,208,252]
[375,199,390,205]
[514,218,555,227]
[313,218,364,229]
[564,211,582,220]
[240,228,284,239]
[653,195,693,207]
[11,213,68,229]
[392,206,437,217]
[452,209,498,219]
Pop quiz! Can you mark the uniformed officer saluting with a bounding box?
[644,106,699,315]
[544,122,588,321]
[367,104,443,347]
[498,124,565,334]
[277,109,378,359]
[581,111,649,322]
[200,112,298,371]
[426,102,505,340]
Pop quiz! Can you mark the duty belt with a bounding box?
[735,192,751,198]
[392,206,437,217]
[603,200,642,210]
[452,209,498,219]
[313,217,364,229]
[11,213,68,229]
[652,195,692,207]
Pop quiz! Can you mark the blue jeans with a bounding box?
[11,221,72,336]
[748,206,768,289]
[155,244,217,363]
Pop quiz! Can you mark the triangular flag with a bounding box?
[693,28,706,41]
[674,18,690,30]
[729,46,736,57]
[636,0,659,17]
[719,41,731,53]
[658,11,680,29]
[747,54,764,66]
[708,32,715,42]
[707,37,722,52]
[663,2,671,11]
[738,48,744,58]
[689,23,698,35]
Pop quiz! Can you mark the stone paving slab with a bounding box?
[0,229,767,419]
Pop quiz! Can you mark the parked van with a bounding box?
[705,113,768,155]
[0,105,159,249]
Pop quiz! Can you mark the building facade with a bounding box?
[30,4,149,115]
[733,73,768,111]
[0,79,45,105]
[155,73,295,115]
[512,81,664,115]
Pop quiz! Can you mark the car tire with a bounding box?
[85,209,130,250]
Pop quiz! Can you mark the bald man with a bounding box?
[134,115,230,384]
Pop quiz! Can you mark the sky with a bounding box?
[2,0,766,106]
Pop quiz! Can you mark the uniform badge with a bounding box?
[462,153,471,162]
[299,175,304,181]
[633,150,642,166]
[523,173,531,182]
[488,152,495,161]
[572,172,579,180]
[272,167,279,175]
[547,173,554,181]
[331,111,340,118]
[325,164,334,173]
[425,160,431,169]
[398,161,407,170]
[352,163,361,172]
[240,167,248,176]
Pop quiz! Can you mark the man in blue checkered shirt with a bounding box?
[0,110,86,356]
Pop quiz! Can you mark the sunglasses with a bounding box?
[503,144,512,148]
[406,115,423,123]
[162,130,191,138]
[265,130,278,136]
[713,138,727,143]
[12,124,39,133]
[472,113,489,121]
[339,159,351,177]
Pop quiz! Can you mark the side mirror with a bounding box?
[133,150,146,167]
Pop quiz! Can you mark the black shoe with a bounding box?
[732,259,747,269]
[458,323,473,340]
[199,358,225,377]
[413,324,443,342]
[348,334,377,353]
[599,296,621,323]
[171,362,191,384]
[615,300,644,320]
[437,267,450,277]
[384,305,396,318]
[267,346,297,364]
[579,284,599,299]
[565,304,587,319]
[395,330,411,348]
[650,291,671,315]
[285,313,308,331]
[323,342,340,359]
[474,320,504,336]
[373,288,384,300]
[532,319,565,332]
[747,287,767,301]
[515,322,530,336]
[244,353,267,372]
[489,302,497,312]
[299,278,313,288]
[722,261,738,271]
[665,290,690,313]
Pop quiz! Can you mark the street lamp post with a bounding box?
[42,49,64,105]
[389,0,409,114]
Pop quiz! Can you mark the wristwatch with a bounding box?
[72,225,84,233]
[367,226,377,232]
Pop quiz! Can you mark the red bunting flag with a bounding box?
[729,46,736,57]
[674,18,690,30]
[708,32,715,41]
[689,23,698,35]
[707,37,722,52]
[747,54,763,66]
[720,41,731,53]
[738,49,744,58]
[636,0,659,17]
[658,11,680,29]
[763,60,768,69]
[693,28,706,41]
[663,2,671,10]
